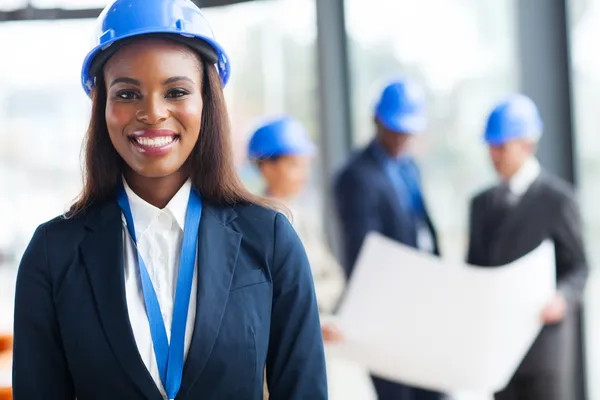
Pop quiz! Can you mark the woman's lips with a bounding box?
[129,129,179,156]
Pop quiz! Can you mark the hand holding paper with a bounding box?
[326,232,556,393]
[321,323,344,343]
[541,292,567,324]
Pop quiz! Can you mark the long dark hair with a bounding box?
[68,57,282,217]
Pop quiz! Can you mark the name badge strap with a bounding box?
[164,189,202,396]
[118,192,170,383]
[117,186,202,399]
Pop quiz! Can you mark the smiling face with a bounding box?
[103,38,204,182]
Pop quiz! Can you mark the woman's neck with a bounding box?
[266,188,291,204]
[124,169,189,209]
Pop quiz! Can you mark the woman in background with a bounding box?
[249,116,345,399]
[248,116,346,316]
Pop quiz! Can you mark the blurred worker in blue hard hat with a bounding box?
[333,79,442,400]
[249,116,346,399]
[467,94,588,400]
[248,116,346,319]
[12,0,327,399]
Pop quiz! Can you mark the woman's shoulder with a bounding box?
[231,202,281,223]
[229,203,284,237]
[29,202,112,248]
[229,203,309,276]
[33,214,83,240]
[228,203,301,249]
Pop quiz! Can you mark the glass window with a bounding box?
[345,0,519,260]
[568,0,600,397]
[204,0,320,205]
[0,19,93,266]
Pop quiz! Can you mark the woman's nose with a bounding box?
[137,94,169,124]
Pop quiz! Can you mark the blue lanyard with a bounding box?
[117,184,202,400]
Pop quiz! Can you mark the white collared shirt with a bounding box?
[505,157,542,198]
[122,178,197,399]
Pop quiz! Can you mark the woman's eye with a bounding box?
[115,90,139,100]
[167,88,190,99]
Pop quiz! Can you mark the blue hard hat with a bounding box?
[81,0,230,96]
[374,79,427,134]
[248,117,316,160]
[484,94,543,146]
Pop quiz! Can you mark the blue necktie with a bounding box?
[398,161,426,220]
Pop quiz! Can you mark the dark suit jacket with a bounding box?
[333,143,439,279]
[333,145,441,400]
[12,199,327,399]
[467,171,588,374]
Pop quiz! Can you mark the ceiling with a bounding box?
[0,0,256,21]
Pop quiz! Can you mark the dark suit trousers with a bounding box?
[494,371,571,400]
[371,375,441,400]
[494,316,576,400]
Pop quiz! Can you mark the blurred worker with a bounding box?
[467,94,588,400]
[249,116,346,400]
[333,79,442,400]
[248,116,346,316]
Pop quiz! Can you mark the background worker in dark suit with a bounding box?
[467,94,589,400]
[12,1,327,399]
[333,79,441,400]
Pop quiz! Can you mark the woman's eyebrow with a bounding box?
[109,77,141,87]
[162,76,194,85]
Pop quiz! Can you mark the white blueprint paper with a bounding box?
[327,232,556,393]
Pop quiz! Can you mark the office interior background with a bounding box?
[0,0,599,398]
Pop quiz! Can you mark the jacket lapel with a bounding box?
[178,204,241,399]
[80,202,162,400]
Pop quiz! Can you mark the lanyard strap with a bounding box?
[117,184,202,400]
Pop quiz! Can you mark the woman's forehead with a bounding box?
[104,39,202,78]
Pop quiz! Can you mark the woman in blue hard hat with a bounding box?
[248,116,346,399]
[248,116,346,327]
[11,1,327,399]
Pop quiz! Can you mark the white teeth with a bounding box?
[134,136,175,147]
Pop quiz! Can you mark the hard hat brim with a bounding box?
[82,30,230,95]
[249,146,317,161]
[376,113,426,135]
[484,130,542,147]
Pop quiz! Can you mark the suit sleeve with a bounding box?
[553,193,589,309]
[466,196,485,266]
[266,213,327,399]
[12,225,75,399]
[333,171,381,279]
